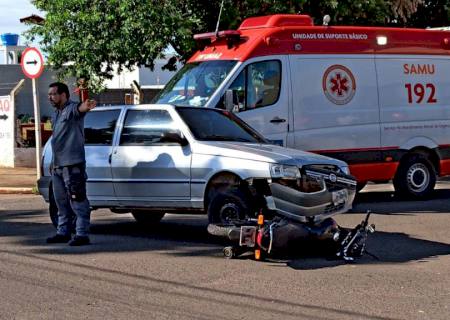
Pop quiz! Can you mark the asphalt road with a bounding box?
[0,183,449,320]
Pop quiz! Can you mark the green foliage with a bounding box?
[26,0,448,91]
[27,0,199,90]
[406,0,450,28]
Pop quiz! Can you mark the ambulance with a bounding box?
[154,14,450,198]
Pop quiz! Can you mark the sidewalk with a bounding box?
[0,167,37,194]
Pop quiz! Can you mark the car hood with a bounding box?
[193,141,347,167]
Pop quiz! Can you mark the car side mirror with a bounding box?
[224,89,234,111]
[160,131,189,146]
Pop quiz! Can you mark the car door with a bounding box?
[223,57,290,146]
[84,108,121,204]
[111,108,191,206]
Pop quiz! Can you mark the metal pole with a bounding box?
[32,78,42,180]
[215,0,225,36]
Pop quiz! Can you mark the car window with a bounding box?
[84,110,121,145]
[176,107,266,143]
[222,60,281,112]
[120,109,177,146]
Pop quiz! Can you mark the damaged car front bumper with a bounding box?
[266,167,357,223]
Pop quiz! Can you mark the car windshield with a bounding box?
[176,107,267,143]
[153,60,237,107]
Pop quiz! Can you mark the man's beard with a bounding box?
[51,101,62,109]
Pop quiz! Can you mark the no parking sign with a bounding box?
[20,47,45,79]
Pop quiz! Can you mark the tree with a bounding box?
[27,0,200,89]
[26,0,436,90]
[405,0,450,28]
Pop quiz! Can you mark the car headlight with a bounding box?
[339,165,350,175]
[270,164,301,179]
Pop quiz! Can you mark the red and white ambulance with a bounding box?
[155,14,450,198]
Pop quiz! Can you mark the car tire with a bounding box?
[131,211,165,225]
[207,189,253,225]
[393,154,436,198]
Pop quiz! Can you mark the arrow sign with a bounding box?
[0,114,8,120]
[20,47,44,79]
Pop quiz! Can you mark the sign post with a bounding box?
[21,47,44,179]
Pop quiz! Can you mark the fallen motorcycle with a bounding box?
[207,210,375,261]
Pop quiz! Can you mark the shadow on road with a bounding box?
[287,230,450,270]
[1,205,449,270]
[351,188,450,215]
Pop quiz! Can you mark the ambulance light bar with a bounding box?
[194,30,242,49]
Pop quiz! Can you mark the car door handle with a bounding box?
[108,154,112,164]
[270,117,286,123]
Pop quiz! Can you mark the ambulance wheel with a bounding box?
[393,154,436,198]
[207,189,252,225]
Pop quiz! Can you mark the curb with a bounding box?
[0,187,34,194]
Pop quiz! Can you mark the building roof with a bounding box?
[19,15,45,25]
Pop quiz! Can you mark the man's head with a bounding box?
[48,82,70,108]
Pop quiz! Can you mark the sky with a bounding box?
[0,0,42,62]
[0,0,42,42]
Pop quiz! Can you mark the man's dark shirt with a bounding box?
[51,100,86,167]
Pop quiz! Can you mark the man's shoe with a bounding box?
[68,235,90,246]
[46,234,71,243]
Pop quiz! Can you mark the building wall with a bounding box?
[102,65,140,89]
[139,58,181,86]
[0,64,77,119]
[0,65,165,167]
[102,58,180,89]
[91,88,161,106]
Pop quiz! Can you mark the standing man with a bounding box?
[46,82,96,246]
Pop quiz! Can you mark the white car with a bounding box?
[38,105,356,227]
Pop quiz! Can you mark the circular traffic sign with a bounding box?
[20,47,44,79]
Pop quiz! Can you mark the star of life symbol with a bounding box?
[322,65,356,105]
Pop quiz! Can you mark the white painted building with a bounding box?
[103,57,180,89]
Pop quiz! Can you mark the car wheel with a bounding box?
[393,154,436,198]
[207,189,253,225]
[131,211,165,225]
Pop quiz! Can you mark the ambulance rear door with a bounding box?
[376,55,450,177]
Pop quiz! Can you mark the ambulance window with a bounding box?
[226,60,281,112]
[154,60,237,107]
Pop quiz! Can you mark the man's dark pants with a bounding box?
[52,164,90,237]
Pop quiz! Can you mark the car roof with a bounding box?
[91,103,175,111]
[92,104,222,112]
